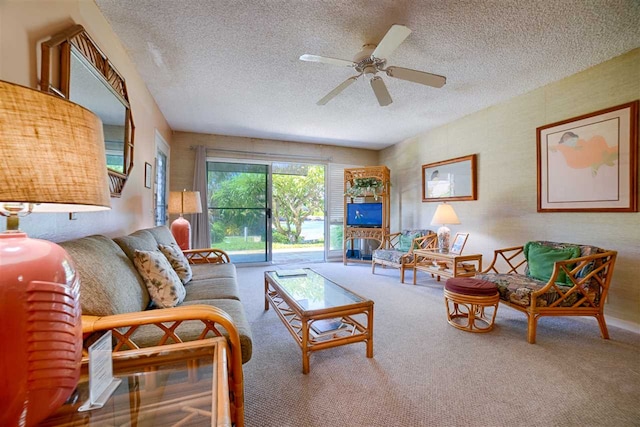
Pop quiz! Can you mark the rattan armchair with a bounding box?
[371,230,437,282]
[476,241,617,344]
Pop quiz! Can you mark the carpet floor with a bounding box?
[236,262,640,427]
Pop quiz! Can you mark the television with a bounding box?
[346,203,383,227]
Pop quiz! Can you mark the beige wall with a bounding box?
[169,131,379,196]
[381,49,640,328]
[0,0,172,240]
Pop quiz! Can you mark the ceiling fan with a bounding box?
[300,24,446,107]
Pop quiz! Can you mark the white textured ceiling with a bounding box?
[94,0,640,150]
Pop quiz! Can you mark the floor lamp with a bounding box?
[430,203,461,253]
[168,190,203,250]
[0,80,111,426]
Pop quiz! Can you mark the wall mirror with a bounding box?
[41,24,135,197]
[422,154,477,202]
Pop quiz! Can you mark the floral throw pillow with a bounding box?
[159,243,193,284]
[133,250,186,308]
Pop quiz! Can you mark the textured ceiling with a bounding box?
[94,0,640,150]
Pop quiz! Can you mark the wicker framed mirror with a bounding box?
[41,24,135,197]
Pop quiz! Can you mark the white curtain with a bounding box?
[192,145,211,249]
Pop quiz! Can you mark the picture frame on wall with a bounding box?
[537,100,638,212]
[144,162,152,189]
[422,154,477,202]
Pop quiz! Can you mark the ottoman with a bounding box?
[444,277,499,333]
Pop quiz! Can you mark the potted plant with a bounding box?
[345,177,387,200]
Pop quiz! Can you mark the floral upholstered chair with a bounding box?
[475,241,617,344]
[371,229,436,282]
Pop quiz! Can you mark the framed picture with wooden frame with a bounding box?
[537,100,638,212]
[144,162,152,189]
[449,232,469,255]
[422,154,477,202]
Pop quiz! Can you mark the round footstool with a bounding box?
[444,277,500,333]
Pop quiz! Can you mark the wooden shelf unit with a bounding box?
[343,166,390,265]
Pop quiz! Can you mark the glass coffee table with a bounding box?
[40,338,232,427]
[264,268,374,374]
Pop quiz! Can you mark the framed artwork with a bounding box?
[450,232,469,255]
[537,101,638,212]
[144,162,152,189]
[422,154,477,202]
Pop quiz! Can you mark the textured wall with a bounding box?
[169,132,379,191]
[0,0,172,240]
[381,49,640,328]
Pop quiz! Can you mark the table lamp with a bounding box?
[430,202,460,253]
[0,80,111,426]
[168,190,202,250]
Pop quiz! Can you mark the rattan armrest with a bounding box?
[481,245,526,274]
[81,304,244,426]
[183,247,230,264]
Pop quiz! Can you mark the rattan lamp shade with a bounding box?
[168,191,203,215]
[0,80,110,211]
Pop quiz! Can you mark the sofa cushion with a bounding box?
[59,235,149,316]
[113,230,158,262]
[159,243,193,284]
[524,241,580,284]
[190,262,237,281]
[398,232,420,252]
[130,299,253,363]
[475,272,581,308]
[133,250,186,308]
[183,277,241,301]
[372,249,406,264]
[145,225,179,247]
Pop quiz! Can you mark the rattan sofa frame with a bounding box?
[480,245,617,344]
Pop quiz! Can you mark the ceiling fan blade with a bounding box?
[370,76,392,107]
[386,66,446,88]
[299,54,355,67]
[317,76,359,105]
[371,24,412,59]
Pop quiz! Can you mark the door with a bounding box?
[154,131,170,225]
[207,161,270,263]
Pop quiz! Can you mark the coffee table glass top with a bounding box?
[266,268,365,311]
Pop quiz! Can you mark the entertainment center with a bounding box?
[343,166,390,264]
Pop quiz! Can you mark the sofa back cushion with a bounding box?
[524,241,580,284]
[59,235,150,316]
[145,226,179,247]
[113,229,159,263]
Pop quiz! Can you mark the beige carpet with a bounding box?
[236,262,640,427]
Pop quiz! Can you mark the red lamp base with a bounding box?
[171,216,192,250]
[0,232,82,426]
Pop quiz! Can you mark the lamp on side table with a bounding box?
[168,190,203,250]
[0,80,111,426]
[430,203,461,253]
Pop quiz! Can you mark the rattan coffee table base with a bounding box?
[444,289,499,333]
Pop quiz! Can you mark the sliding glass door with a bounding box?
[207,161,269,263]
[206,159,327,264]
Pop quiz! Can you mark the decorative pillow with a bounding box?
[133,250,186,308]
[159,243,193,284]
[399,233,421,252]
[524,242,581,284]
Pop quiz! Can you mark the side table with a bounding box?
[411,249,482,284]
[39,338,232,427]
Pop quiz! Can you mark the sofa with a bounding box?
[475,241,617,344]
[59,225,252,426]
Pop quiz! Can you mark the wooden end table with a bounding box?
[40,338,232,427]
[412,249,482,284]
[265,268,374,374]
